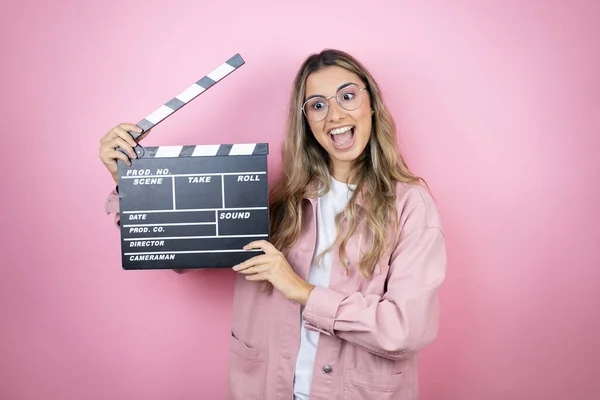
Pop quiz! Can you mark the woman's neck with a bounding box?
[331,161,358,185]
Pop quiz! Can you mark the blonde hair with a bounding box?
[269,49,426,279]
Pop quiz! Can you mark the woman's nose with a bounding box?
[327,98,345,121]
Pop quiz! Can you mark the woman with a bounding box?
[100,49,446,400]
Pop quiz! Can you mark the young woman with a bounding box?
[100,49,447,400]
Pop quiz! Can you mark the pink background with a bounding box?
[1,0,599,399]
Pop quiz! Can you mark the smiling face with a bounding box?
[303,65,372,182]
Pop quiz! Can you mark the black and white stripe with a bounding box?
[138,143,268,158]
[124,53,245,157]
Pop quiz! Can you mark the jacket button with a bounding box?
[322,365,332,374]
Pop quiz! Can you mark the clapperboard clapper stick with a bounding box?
[117,53,246,158]
[115,53,270,270]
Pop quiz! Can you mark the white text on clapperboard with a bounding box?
[122,167,267,262]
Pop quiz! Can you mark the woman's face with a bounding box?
[303,65,372,180]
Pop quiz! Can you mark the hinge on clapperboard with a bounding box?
[117,53,246,158]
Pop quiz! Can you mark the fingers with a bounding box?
[244,272,267,281]
[111,136,137,159]
[232,254,271,271]
[113,126,140,148]
[99,123,147,178]
[100,124,144,146]
[243,240,277,254]
[99,145,133,169]
[109,149,133,166]
[100,124,139,159]
[116,123,143,139]
[235,264,270,276]
[233,241,279,272]
[115,124,151,144]
[137,128,152,141]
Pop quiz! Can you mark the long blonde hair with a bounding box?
[269,49,426,279]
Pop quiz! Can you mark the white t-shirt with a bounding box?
[293,175,355,400]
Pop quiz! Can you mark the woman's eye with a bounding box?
[341,92,355,101]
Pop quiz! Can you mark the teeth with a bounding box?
[329,126,353,135]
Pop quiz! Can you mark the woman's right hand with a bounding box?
[99,123,151,184]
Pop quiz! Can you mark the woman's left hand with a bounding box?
[233,240,314,305]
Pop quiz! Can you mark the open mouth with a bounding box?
[329,125,355,149]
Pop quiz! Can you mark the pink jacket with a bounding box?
[105,180,447,400]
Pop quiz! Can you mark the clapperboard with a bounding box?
[116,54,270,270]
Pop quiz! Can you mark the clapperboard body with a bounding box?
[114,53,271,270]
[117,143,270,270]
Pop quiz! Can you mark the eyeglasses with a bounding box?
[301,84,368,122]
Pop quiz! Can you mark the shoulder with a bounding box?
[393,181,444,236]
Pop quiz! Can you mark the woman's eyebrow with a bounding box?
[304,82,358,101]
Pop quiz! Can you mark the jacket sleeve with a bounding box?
[104,186,121,228]
[302,226,446,361]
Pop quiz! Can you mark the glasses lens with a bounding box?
[303,97,328,121]
[337,85,363,111]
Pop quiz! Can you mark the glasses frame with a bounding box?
[301,84,368,122]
